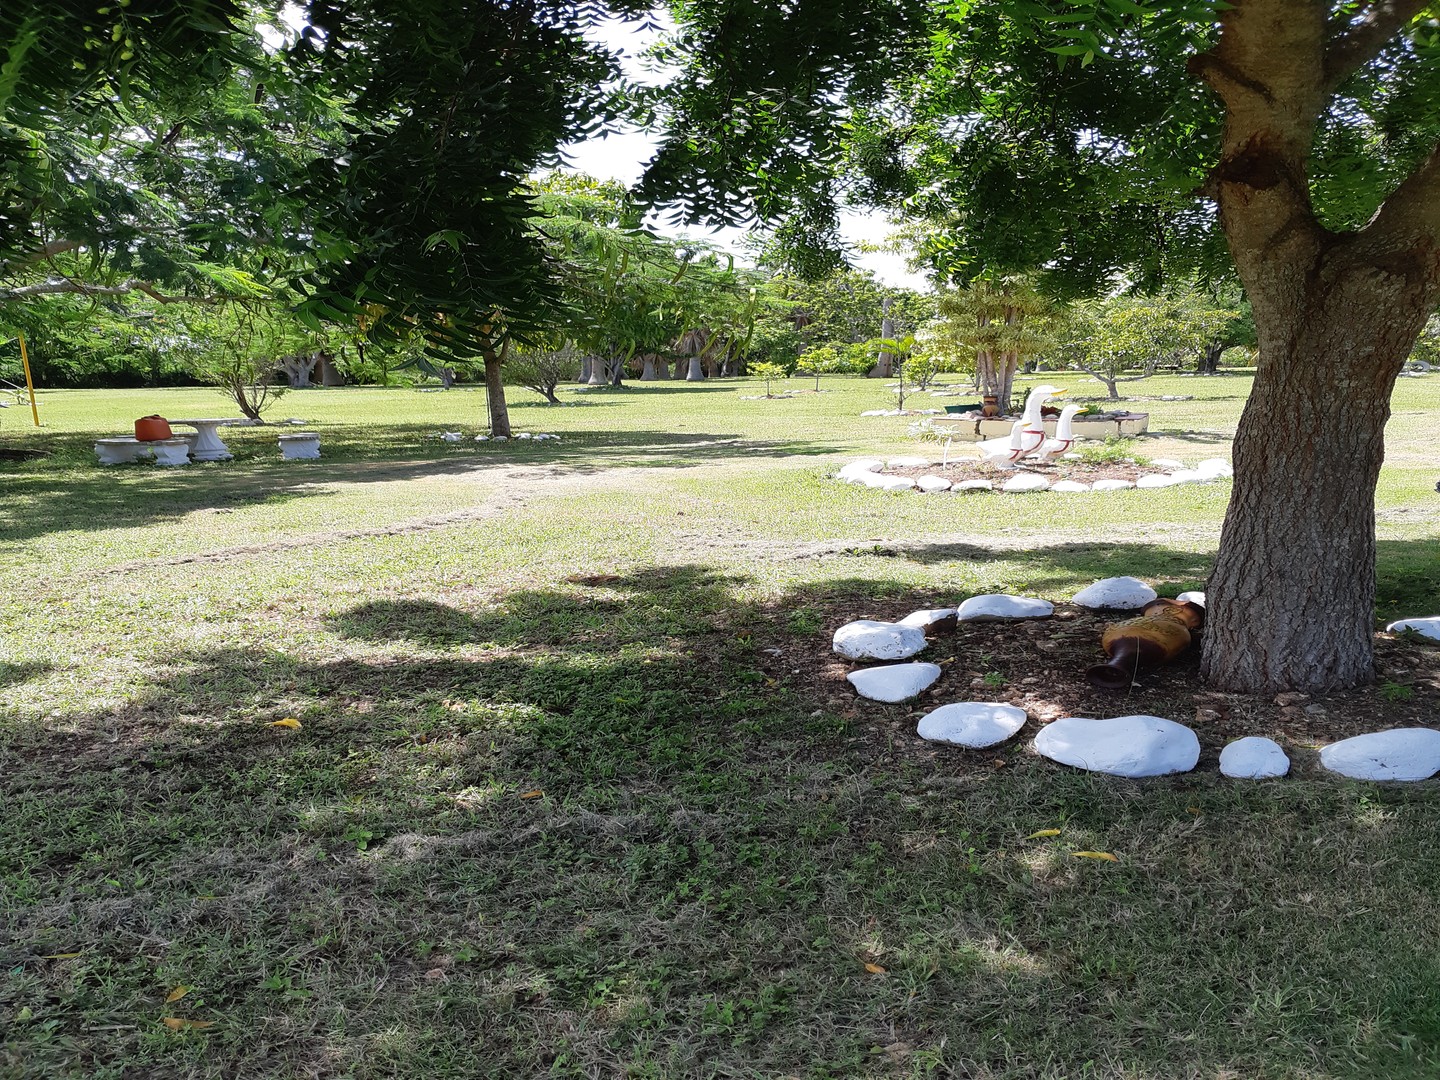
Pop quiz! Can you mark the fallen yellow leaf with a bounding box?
[863,962,887,974]
[519,789,543,800]
[266,718,302,729]
[165,986,191,1003]
[40,952,81,960]
[1072,851,1119,862]
[1024,829,1062,840]
[161,1018,215,1031]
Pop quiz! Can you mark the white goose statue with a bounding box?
[1024,403,1083,463]
[977,420,1028,469]
[975,385,1066,468]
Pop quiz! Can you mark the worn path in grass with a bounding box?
[4,374,1440,1079]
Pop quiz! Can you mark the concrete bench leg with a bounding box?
[278,433,321,460]
[95,438,149,465]
[151,439,192,466]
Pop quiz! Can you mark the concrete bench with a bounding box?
[94,437,191,466]
[277,432,321,460]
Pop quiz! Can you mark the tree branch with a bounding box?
[1367,140,1440,239]
[0,240,82,277]
[1324,0,1430,91]
[0,278,218,304]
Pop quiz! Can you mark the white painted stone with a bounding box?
[888,455,934,468]
[1034,715,1201,778]
[1220,737,1290,779]
[918,702,1028,748]
[1320,728,1440,781]
[899,608,957,630]
[838,459,886,480]
[850,471,894,489]
[1386,617,1440,642]
[1050,480,1091,493]
[848,662,943,703]
[915,475,953,493]
[1168,470,1212,485]
[1002,472,1051,493]
[516,432,534,439]
[833,620,929,661]
[876,475,918,491]
[1194,458,1233,479]
[474,434,489,442]
[1061,452,1083,461]
[1136,473,1183,488]
[491,435,508,442]
[1090,478,1135,492]
[953,479,994,492]
[958,595,1054,622]
[1072,577,1157,610]
[1176,591,1206,607]
[533,433,561,441]
[438,431,463,442]
[1151,457,1187,469]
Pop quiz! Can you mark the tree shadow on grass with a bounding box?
[8,563,1440,1077]
[0,661,50,691]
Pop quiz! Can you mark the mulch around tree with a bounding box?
[764,600,1440,780]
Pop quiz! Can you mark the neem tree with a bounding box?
[642,0,1440,693]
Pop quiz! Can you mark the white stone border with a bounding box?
[834,456,1233,493]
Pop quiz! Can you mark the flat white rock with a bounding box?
[1220,737,1290,779]
[954,479,994,492]
[1319,728,1440,781]
[915,475,953,493]
[838,459,885,480]
[1168,469,1213,485]
[1176,590,1206,606]
[1091,478,1135,491]
[888,455,933,468]
[1002,472,1051,493]
[833,620,929,661]
[899,608,957,630]
[848,662,943,703]
[1195,458,1233,479]
[876,475,917,491]
[958,595,1054,622]
[1387,617,1440,642]
[1050,480,1091,493]
[1034,715,1201,778]
[474,434,489,441]
[1072,577,1157,610]
[918,702,1028,748]
[1151,457,1187,469]
[1136,473,1183,488]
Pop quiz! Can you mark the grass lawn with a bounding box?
[3,371,1440,1078]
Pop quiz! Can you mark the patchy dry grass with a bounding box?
[3,373,1440,1078]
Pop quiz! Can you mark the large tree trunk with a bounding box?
[1192,0,1440,693]
[483,348,511,438]
[686,356,704,381]
[1203,286,1417,692]
[640,355,658,380]
[1198,342,1223,375]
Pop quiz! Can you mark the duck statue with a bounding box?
[1024,403,1083,464]
[977,420,1028,469]
[975,385,1066,469]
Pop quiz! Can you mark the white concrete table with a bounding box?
[169,418,243,461]
[95,437,153,465]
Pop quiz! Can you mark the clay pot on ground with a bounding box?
[1086,598,1205,690]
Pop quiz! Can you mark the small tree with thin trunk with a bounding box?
[506,343,582,404]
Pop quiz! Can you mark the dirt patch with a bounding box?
[760,599,1440,776]
[887,459,1152,484]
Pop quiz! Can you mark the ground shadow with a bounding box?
[8,561,1440,1077]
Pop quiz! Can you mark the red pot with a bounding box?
[134,415,173,441]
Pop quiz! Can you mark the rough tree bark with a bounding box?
[1198,342,1224,375]
[481,337,512,437]
[1194,0,1440,693]
[640,354,659,380]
